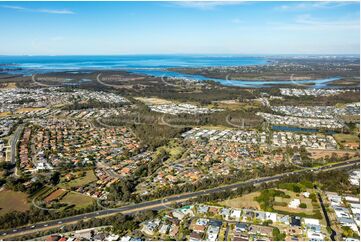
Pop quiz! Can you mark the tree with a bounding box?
[50,171,61,185]
[272,227,286,241]
[299,203,307,209]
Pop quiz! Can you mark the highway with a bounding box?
[0,159,359,239]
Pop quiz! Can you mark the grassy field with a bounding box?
[15,107,47,113]
[60,192,95,209]
[196,125,236,130]
[0,112,11,117]
[134,97,173,105]
[156,140,185,161]
[0,82,16,89]
[340,115,359,123]
[308,149,359,160]
[211,100,262,111]
[59,170,97,189]
[333,133,359,144]
[220,192,261,210]
[0,190,30,215]
[333,133,359,150]
[273,190,314,215]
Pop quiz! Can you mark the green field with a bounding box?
[333,134,359,144]
[60,192,95,209]
[155,140,185,161]
[273,190,314,215]
[0,190,30,215]
[59,170,97,189]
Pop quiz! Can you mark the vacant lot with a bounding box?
[60,192,95,209]
[0,190,30,215]
[59,170,97,189]
[211,100,262,111]
[220,192,261,210]
[308,149,359,160]
[134,97,173,105]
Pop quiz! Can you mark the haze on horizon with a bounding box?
[0,1,359,55]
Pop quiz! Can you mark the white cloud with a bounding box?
[275,2,354,11]
[171,1,243,10]
[37,9,74,14]
[0,5,75,14]
[268,14,359,31]
[296,14,359,29]
[1,5,26,10]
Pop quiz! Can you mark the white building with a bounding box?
[288,199,301,209]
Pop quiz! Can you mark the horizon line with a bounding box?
[0,53,359,57]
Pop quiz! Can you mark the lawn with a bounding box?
[0,190,30,215]
[220,191,261,210]
[60,192,95,209]
[59,170,97,189]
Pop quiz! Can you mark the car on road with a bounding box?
[58,221,62,224]
[44,224,48,227]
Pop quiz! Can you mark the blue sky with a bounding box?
[0,1,359,55]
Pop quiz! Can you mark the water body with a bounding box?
[0,55,340,88]
[272,125,337,134]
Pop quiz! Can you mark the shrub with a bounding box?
[299,203,307,209]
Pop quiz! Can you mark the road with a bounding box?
[1,159,359,239]
[314,185,336,241]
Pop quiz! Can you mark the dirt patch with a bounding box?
[0,190,30,215]
[308,149,359,160]
[44,189,67,203]
[220,192,261,210]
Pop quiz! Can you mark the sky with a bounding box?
[0,1,359,55]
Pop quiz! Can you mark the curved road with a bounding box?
[1,159,359,239]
